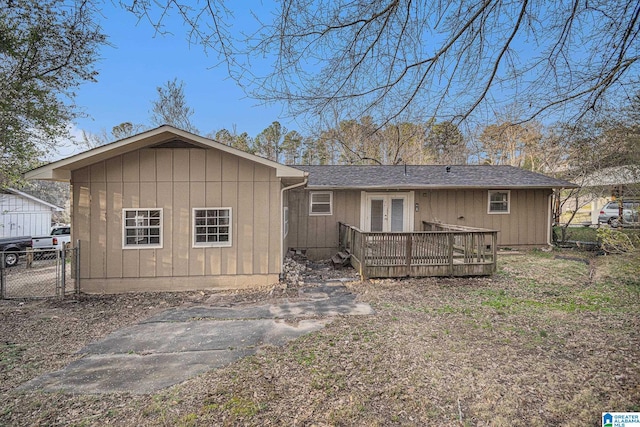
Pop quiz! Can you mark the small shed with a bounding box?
[0,188,63,238]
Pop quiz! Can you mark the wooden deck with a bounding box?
[338,222,497,279]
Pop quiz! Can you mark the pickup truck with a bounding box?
[32,226,71,253]
[0,236,32,267]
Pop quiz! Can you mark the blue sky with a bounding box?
[57,2,631,161]
[60,3,297,158]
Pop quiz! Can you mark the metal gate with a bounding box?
[0,247,80,299]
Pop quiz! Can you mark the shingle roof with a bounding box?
[294,165,577,189]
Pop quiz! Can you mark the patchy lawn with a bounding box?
[1,250,639,426]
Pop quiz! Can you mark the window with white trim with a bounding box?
[310,191,333,215]
[123,209,162,248]
[488,190,510,214]
[193,208,232,247]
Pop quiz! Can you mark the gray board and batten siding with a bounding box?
[287,165,576,259]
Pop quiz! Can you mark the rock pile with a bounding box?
[281,256,307,288]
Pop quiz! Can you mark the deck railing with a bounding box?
[338,221,497,279]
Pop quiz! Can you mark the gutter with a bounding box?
[304,185,579,191]
[280,176,308,277]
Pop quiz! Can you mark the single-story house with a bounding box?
[26,125,576,293]
[1,188,63,238]
[287,165,578,259]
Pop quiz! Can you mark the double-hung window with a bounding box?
[488,190,510,214]
[309,191,333,215]
[123,209,162,248]
[193,208,232,247]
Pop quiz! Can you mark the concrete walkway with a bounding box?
[20,283,372,394]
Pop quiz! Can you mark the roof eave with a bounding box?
[305,184,578,190]
[25,125,307,182]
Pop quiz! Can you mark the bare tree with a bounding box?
[320,117,384,165]
[549,95,640,233]
[121,0,639,127]
[475,121,542,167]
[80,129,111,149]
[150,78,198,133]
[80,122,146,149]
[112,122,146,140]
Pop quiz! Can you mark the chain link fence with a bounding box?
[0,247,79,299]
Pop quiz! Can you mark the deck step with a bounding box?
[331,251,351,267]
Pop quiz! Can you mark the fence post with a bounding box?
[55,249,61,298]
[59,246,66,300]
[75,240,81,294]
[0,253,5,299]
[349,227,355,253]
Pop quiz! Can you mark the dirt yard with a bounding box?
[1,251,639,426]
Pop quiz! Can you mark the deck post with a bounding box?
[492,232,498,273]
[405,233,412,276]
[448,232,454,276]
[360,232,367,280]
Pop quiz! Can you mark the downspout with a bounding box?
[280,176,308,278]
[547,192,554,247]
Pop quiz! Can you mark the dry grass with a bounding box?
[1,249,639,426]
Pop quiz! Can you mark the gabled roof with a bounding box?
[25,125,307,181]
[294,165,578,189]
[2,188,64,211]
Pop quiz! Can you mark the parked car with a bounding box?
[598,200,640,224]
[32,226,71,256]
[0,236,32,267]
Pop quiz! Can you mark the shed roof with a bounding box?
[2,188,64,211]
[294,165,577,189]
[25,125,307,182]
[581,165,640,187]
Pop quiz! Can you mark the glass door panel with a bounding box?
[370,199,384,232]
[390,198,404,232]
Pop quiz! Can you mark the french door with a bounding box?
[362,192,413,232]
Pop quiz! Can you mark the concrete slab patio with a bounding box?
[20,283,372,394]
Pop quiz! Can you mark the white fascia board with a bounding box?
[25,125,308,181]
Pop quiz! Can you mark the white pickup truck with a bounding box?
[32,226,71,252]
